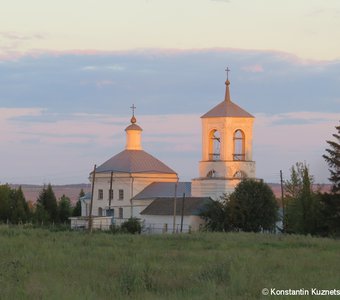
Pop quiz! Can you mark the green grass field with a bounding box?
[0,226,339,300]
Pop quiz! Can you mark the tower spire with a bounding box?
[224,67,231,102]
[130,104,137,124]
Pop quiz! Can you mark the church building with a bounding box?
[70,74,256,232]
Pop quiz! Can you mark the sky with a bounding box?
[0,0,339,185]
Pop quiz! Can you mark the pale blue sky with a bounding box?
[0,0,339,185]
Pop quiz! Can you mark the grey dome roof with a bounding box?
[95,150,177,174]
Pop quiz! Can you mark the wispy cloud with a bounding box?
[241,64,264,73]
[82,64,125,72]
[0,32,45,41]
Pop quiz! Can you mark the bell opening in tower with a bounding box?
[209,129,221,161]
[233,129,245,161]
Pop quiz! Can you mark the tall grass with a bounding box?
[0,226,339,299]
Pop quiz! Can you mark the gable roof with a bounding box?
[95,150,177,174]
[133,182,191,200]
[140,197,212,216]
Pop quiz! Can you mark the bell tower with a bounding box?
[192,70,256,199]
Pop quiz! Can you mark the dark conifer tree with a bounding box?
[36,184,58,223]
[323,123,340,193]
[58,194,72,223]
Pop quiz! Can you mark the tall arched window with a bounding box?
[209,130,220,160]
[233,129,245,161]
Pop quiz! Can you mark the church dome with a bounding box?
[94,107,177,175]
[125,123,142,131]
[95,149,177,174]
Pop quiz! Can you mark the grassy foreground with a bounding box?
[0,226,340,300]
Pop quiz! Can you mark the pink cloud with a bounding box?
[241,64,264,73]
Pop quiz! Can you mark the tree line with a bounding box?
[0,183,84,225]
[201,122,340,237]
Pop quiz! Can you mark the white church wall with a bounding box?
[141,215,205,233]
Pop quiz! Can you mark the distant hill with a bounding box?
[9,182,331,206]
[9,184,91,204]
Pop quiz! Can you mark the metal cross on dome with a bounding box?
[225,67,230,81]
[130,104,136,116]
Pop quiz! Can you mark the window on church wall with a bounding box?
[119,207,123,219]
[207,170,216,178]
[233,130,245,161]
[233,170,247,179]
[209,130,221,161]
[98,189,103,200]
[119,189,124,200]
[106,208,114,217]
[98,207,103,216]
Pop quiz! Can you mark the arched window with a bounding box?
[233,170,247,179]
[233,130,245,161]
[206,170,216,178]
[209,130,220,160]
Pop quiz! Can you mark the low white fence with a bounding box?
[69,217,195,234]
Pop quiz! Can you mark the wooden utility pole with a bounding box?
[108,171,113,215]
[88,164,96,233]
[172,180,178,234]
[180,193,185,233]
[280,170,285,233]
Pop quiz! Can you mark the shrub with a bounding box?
[120,218,142,234]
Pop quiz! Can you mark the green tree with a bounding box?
[323,123,340,194]
[58,195,72,223]
[199,197,230,232]
[34,205,50,224]
[0,184,12,222]
[9,186,29,223]
[318,193,340,237]
[36,184,58,223]
[284,162,322,235]
[0,185,30,224]
[228,179,278,232]
[72,189,84,217]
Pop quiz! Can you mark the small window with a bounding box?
[98,207,103,216]
[106,208,114,217]
[119,207,123,219]
[98,189,103,200]
[109,189,113,200]
[119,189,124,200]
